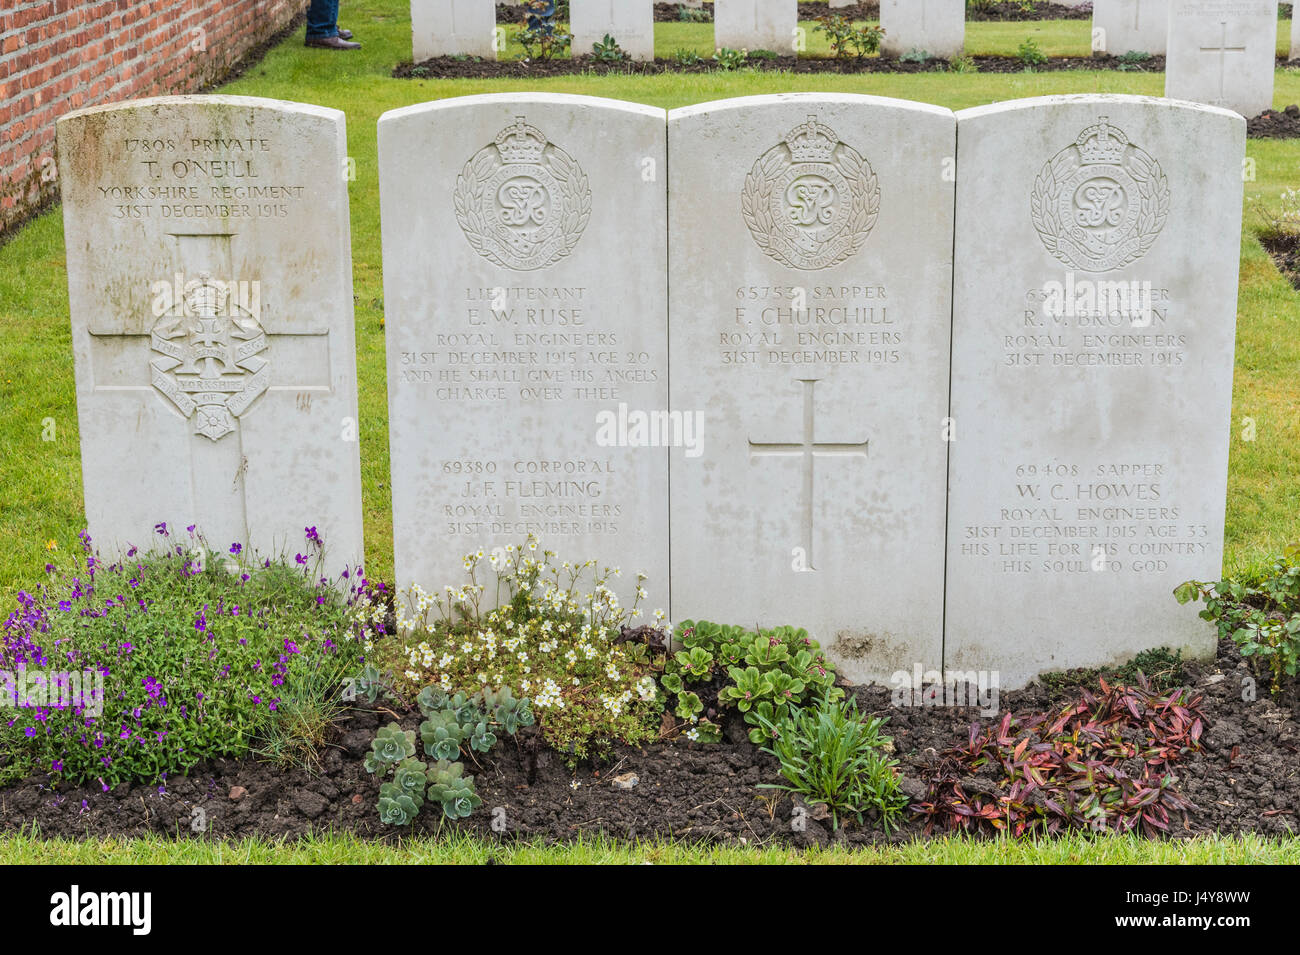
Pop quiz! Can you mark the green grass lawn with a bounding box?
[0,2,1298,863]
[1,827,1296,864]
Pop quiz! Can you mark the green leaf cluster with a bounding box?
[661,621,842,744]
[1176,547,1300,694]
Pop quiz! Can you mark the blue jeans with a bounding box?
[306,0,339,38]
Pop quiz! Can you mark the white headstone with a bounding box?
[1092,0,1171,55]
[378,93,669,601]
[1166,0,1278,116]
[1291,5,1300,59]
[946,94,1244,688]
[829,0,856,8]
[570,0,656,60]
[57,95,364,567]
[713,0,798,53]
[412,0,498,61]
[667,94,954,684]
[880,0,965,59]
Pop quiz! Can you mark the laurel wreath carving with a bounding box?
[1030,147,1169,273]
[741,145,880,271]
[453,145,592,271]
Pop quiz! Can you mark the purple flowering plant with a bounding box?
[0,526,375,787]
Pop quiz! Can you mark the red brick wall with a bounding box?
[0,0,302,235]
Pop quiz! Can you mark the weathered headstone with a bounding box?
[57,95,364,566]
[713,0,797,53]
[880,0,966,59]
[668,94,954,684]
[1291,5,1300,59]
[412,0,498,61]
[1092,0,1171,55]
[570,0,655,60]
[1165,0,1278,116]
[946,95,1244,688]
[379,93,669,600]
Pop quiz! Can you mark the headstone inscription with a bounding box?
[945,94,1244,687]
[378,93,669,602]
[667,93,955,684]
[57,95,364,567]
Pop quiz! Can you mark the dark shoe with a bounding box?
[337,28,353,40]
[305,35,361,50]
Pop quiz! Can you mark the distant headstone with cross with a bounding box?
[713,0,798,53]
[1092,0,1171,55]
[666,94,955,684]
[880,0,965,59]
[56,96,364,567]
[570,0,655,60]
[412,0,498,61]
[378,93,669,605]
[1165,0,1278,116]
[946,95,1244,688]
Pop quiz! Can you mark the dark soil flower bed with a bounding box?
[394,52,1165,79]
[1248,104,1300,140]
[1259,229,1300,290]
[2,636,1293,847]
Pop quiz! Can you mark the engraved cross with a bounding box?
[85,232,332,552]
[1199,21,1246,103]
[748,378,868,571]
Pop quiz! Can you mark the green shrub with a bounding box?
[814,15,885,60]
[757,694,907,832]
[1177,549,1300,693]
[1017,37,1047,67]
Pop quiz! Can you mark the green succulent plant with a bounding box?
[364,722,417,773]
[392,757,429,802]
[419,709,468,761]
[416,685,449,717]
[377,782,422,826]
[426,759,482,819]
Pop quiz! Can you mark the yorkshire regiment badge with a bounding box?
[740,115,881,271]
[149,272,269,442]
[454,116,592,272]
[1030,116,1170,273]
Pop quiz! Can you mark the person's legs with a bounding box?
[305,0,340,39]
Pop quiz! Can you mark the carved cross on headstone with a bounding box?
[1199,20,1247,104]
[85,231,332,551]
[747,378,868,571]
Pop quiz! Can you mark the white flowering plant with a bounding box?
[369,538,668,761]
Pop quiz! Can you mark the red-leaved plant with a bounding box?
[913,676,1205,838]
